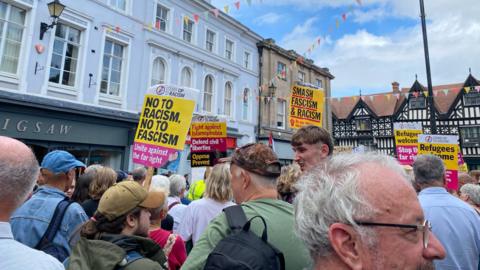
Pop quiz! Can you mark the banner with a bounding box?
[190,121,227,167]
[418,134,459,190]
[458,146,468,173]
[289,84,325,129]
[393,122,422,165]
[133,94,195,168]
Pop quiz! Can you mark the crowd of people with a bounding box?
[0,124,479,269]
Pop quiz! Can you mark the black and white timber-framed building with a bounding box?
[331,73,480,170]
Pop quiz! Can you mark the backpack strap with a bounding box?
[168,201,180,211]
[117,250,144,270]
[35,197,73,249]
[223,205,247,233]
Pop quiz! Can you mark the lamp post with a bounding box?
[257,81,277,142]
[419,0,437,134]
[40,0,66,40]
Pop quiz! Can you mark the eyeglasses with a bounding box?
[354,219,432,249]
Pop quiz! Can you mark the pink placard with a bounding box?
[396,145,418,165]
[132,142,178,168]
[445,170,458,190]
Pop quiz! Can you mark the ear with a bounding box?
[320,143,330,158]
[328,223,364,270]
[125,212,138,229]
[240,169,251,190]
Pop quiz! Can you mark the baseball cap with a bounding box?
[229,143,281,178]
[97,181,165,221]
[41,150,85,174]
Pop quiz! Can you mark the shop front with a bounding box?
[0,92,138,170]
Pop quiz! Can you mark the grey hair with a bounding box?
[294,152,408,260]
[413,154,445,185]
[151,175,170,197]
[460,183,480,206]
[0,137,39,207]
[169,174,186,197]
[131,167,147,182]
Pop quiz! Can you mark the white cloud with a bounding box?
[254,12,282,25]
[352,7,387,23]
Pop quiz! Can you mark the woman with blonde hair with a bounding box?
[277,163,302,203]
[81,165,117,217]
[178,163,234,245]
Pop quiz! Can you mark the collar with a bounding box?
[36,185,67,197]
[0,222,13,239]
[419,187,448,195]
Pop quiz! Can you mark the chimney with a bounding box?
[392,81,400,93]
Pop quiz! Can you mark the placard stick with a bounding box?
[144,166,154,191]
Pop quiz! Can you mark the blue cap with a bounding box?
[41,150,85,174]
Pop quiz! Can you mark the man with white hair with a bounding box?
[295,153,446,269]
[0,136,63,269]
[168,174,187,232]
[414,154,480,269]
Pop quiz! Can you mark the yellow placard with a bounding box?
[134,94,195,150]
[190,122,227,138]
[417,143,458,170]
[394,129,423,145]
[289,84,325,129]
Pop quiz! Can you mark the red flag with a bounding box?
[342,13,347,21]
[155,20,160,29]
[193,14,200,23]
[317,38,321,45]
[212,9,219,17]
[268,131,275,152]
[115,26,120,33]
[234,1,240,10]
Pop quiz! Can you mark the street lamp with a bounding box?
[419,0,436,134]
[39,0,66,40]
[267,82,277,103]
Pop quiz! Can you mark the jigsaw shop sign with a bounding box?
[289,84,325,129]
[190,122,227,167]
[418,134,459,190]
[133,94,195,167]
[394,122,422,165]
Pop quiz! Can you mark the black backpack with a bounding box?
[35,197,73,262]
[204,205,285,270]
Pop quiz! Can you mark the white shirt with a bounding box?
[0,221,64,270]
[178,198,235,244]
[167,196,187,232]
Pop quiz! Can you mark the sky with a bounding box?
[210,0,480,97]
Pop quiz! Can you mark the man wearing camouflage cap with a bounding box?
[182,143,311,270]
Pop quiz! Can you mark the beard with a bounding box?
[134,223,149,237]
[416,262,435,270]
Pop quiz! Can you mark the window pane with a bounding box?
[62,71,75,86]
[9,6,25,25]
[0,3,7,20]
[66,43,78,58]
[55,24,66,39]
[113,44,123,57]
[51,54,62,69]
[6,24,23,42]
[100,81,108,93]
[53,39,64,54]
[109,82,120,95]
[49,68,61,83]
[68,28,81,44]
[111,58,121,71]
[102,67,109,81]
[104,40,112,54]
[110,70,121,83]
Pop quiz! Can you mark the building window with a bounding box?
[244,51,250,69]
[203,75,214,112]
[316,79,323,88]
[355,118,371,131]
[49,23,81,87]
[409,95,426,109]
[151,57,166,85]
[461,126,480,146]
[183,18,194,43]
[0,3,25,74]
[242,88,250,121]
[225,39,234,60]
[155,4,169,32]
[277,62,287,80]
[100,40,124,96]
[205,29,215,52]
[464,91,480,106]
[298,71,305,82]
[109,0,127,11]
[224,82,233,117]
[277,99,286,129]
[180,67,192,87]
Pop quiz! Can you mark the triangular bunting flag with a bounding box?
[115,26,120,33]
[204,11,209,20]
[464,86,471,93]
[336,19,340,28]
[404,93,409,98]
[155,20,160,29]
[352,96,358,102]
[175,17,180,26]
[433,91,438,97]
[342,13,347,21]
[386,94,391,101]
[234,1,240,10]
[369,95,374,101]
[442,89,449,95]
[183,16,189,25]
[475,86,480,92]
[224,5,229,13]
[193,14,200,23]
[317,38,321,45]
[147,23,153,31]
[106,26,112,33]
[423,91,428,97]
[212,9,219,17]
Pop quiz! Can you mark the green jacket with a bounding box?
[67,234,167,270]
[187,180,206,201]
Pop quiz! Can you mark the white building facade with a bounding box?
[0,0,261,174]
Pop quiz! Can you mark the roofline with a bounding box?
[257,39,335,79]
